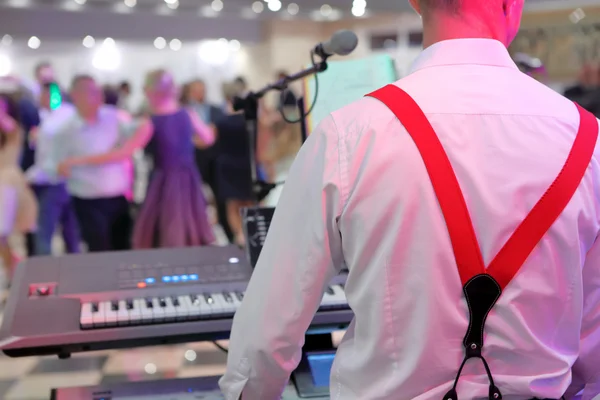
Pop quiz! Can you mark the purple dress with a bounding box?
[132,109,215,248]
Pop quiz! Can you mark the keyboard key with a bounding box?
[80,303,94,329]
[117,300,130,326]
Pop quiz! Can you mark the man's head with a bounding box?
[188,79,206,103]
[35,62,54,85]
[409,0,525,47]
[70,75,102,117]
[119,81,131,96]
[233,76,247,95]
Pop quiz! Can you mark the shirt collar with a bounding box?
[409,38,518,74]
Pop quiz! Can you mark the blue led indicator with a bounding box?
[189,274,199,281]
[145,277,155,284]
[181,275,189,281]
[172,276,180,282]
[162,276,171,282]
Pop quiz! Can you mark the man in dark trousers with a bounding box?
[186,79,232,242]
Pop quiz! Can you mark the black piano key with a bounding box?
[91,303,99,312]
[190,295,201,305]
[111,301,119,311]
[326,286,335,295]
[204,294,214,304]
[172,297,180,307]
[235,292,244,301]
[145,299,153,308]
[222,292,234,303]
[159,298,167,308]
[126,299,134,310]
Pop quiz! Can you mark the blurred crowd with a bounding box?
[0,62,302,285]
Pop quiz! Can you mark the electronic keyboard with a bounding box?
[0,245,351,358]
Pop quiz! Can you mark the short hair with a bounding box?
[34,61,51,76]
[119,81,130,91]
[70,74,95,90]
[234,76,247,88]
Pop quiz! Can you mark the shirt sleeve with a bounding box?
[565,236,600,399]
[218,115,347,400]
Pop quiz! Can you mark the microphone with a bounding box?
[312,30,359,59]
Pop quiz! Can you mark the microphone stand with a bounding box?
[233,57,328,202]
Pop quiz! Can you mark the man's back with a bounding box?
[329,39,600,399]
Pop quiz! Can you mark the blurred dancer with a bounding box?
[215,83,255,246]
[59,70,216,248]
[52,75,133,252]
[0,92,37,280]
[26,83,79,255]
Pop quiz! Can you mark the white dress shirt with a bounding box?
[54,105,132,199]
[26,103,76,185]
[219,39,600,400]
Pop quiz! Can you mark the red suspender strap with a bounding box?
[366,84,598,290]
[366,84,597,400]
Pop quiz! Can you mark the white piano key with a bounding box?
[117,300,130,326]
[103,301,118,326]
[175,296,190,320]
[80,302,94,329]
[227,291,242,312]
[92,302,106,328]
[194,295,212,318]
[129,299,142,324]
[214,293,236,315]
[140,299,154,322]
[183,295,201,320]
[320,287,337,308]
[163,297,177,321]
[331,285,347,306]
[151,298,166,322]
[204,294,223,315]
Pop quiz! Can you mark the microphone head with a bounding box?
[330,30,359,56]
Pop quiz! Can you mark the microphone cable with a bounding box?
[278,50,320,125]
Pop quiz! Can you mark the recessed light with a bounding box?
[251,1,264,13]
[1,35,13,46]
[353,0,366,7]
[27,36,41,49]
[267,0,281,12]
[166,0,179,9]
[103,37,115,46]
[169,38,182,51]
[154,37,166,49]
[74,0,86,4]
[320,4,332,16]
[229,39,241,51]
[211,0,223,11]
[164,0,177,4]
[124,0,136,7]
[351,5,365,17]
[287,3,299,15]
[82,35,95,48]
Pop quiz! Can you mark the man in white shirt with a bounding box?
[54,75,132,252]
[220,0,600,399]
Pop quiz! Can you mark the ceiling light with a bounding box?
[74,0,86,4]
[229,39,241,51]
[164,0,177,4]
[320,4,332,16]
[27,36,41,49]
[144,363,157,374]
[7,0,31,7]
[267,0,281,12]
[166,0,179,9]
[211,0,223,11]
[287,3,299,15]
[198,40,230,66]
[93,41,121,71]
[0,54,11,77]
[169,38,182,51]
[124,0,136,7]
[251,1,264,13]
[82,35,95,48]
[103,37,115,46]
[154,36,166,49]
[1,35,13,46]
[353,0,366,6]
[184,350,197,362]
[351,5,365,17]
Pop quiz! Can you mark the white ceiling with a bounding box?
[3,0,599,21]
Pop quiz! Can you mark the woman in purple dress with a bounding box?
[59,70,216,248]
